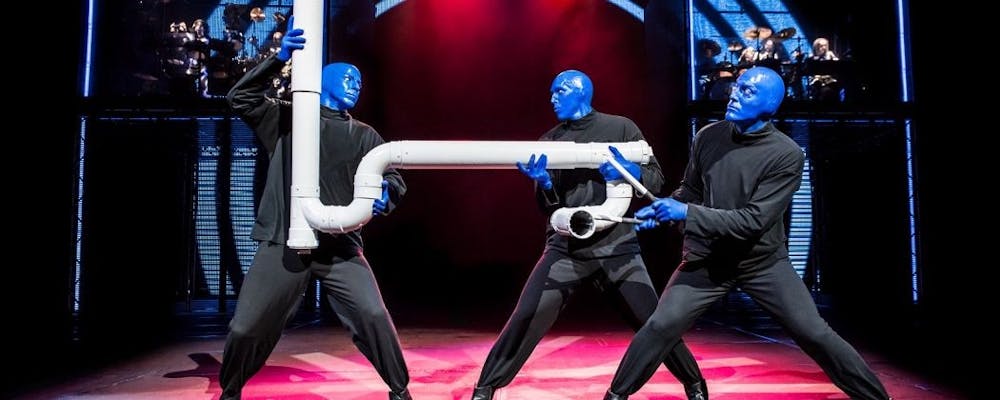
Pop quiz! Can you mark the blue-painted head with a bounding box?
[725,67,784,127]
[321,62,362,110]
[550,70,593,121]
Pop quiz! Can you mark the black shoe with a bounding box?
[604,390,627,400]
[470,385,494,400]
[684,379,708,400]
[389,388,412,400]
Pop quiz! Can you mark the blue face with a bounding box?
[321,63,362,110]
[550,70,593,121]
[725,67,784,123]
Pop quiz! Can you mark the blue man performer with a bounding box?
[470,70,708,400]
[219,19,412,400]
[603,67,891,400]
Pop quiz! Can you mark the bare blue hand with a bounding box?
[598,146,642,182]
[372,180,389,216]
[651,197,688,222]
[634,205,660,231]
[516,153,553,190]
[277,16,305,62]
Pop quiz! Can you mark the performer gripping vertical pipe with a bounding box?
[218,8,414,399]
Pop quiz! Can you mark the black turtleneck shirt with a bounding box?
[535,111,665,259]
[672,120,804,268]
[227,56,406,250]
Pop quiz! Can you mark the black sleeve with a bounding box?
[381,168,406,215]
[671,129,704,204]
[684,150,804,240]
[364,129,406,215]
[226,56,289,153]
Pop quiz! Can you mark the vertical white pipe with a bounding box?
[288,0,324,249]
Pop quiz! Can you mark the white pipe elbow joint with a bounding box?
[296,173,383,235]
[299,198,373,234]
[550,181,634,239]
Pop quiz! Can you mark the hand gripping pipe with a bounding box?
[288,140,655,249]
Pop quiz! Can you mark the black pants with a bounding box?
[219,241,409,399]
[476,249,703,389]
[609,257,889,400]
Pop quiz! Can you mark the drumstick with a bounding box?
[593,215,645,224]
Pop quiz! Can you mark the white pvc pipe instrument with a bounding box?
[287,0,324,249]
[286,0,652,248]
[288,140,655,249]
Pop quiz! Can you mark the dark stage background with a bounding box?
[12,0,978,398]
[365,0,683,323]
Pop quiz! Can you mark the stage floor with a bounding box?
[15,321,961,399]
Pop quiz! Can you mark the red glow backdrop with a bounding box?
[362,0,657,270]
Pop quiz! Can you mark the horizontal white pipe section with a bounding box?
[290,140,652,249]
[365,140,653,170]
[287,0,325,249]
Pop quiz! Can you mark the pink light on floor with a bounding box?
[28,326,953,399]
[231,331,850,400]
